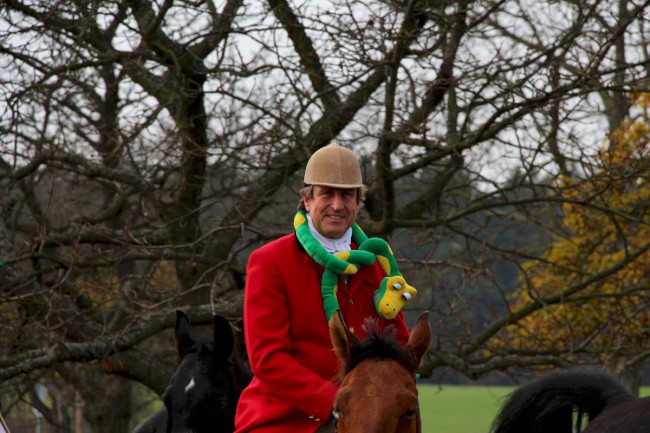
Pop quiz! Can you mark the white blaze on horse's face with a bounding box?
[184,376,196,393]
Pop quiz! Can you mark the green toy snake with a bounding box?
[293,211,416,322]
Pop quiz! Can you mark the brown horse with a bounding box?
[329,312,431,433]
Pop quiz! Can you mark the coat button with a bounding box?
[349,327,355,334]
[349,299,354,305]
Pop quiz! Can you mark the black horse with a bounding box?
[132,311,251,433]
[491,368,650,433]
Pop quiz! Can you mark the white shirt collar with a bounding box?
[306,215,352,254]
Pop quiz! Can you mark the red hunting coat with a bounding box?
[234,233,410,433]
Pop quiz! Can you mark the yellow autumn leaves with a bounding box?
[494,94,650,361]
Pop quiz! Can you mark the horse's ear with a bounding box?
[405,312,431,372]
[175,310,196,359]
[329,310,360,365]
[213,315,235,359]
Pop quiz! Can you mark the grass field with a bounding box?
[7,383,650,433]
[418,385,512,433]
[419,384,650,433]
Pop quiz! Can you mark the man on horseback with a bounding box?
[234,144,412,433]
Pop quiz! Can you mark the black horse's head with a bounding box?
[161,311,251,433]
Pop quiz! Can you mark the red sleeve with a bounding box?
[391,310,411,345]
[243,248,336,421]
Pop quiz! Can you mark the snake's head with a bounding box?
[373,275,417,320]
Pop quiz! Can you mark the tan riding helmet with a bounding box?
[304,143,363,188]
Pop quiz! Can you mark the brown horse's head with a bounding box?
[329,312,431,433]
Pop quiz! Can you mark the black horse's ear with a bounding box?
[175,310,196,359]
[213,315,235,359]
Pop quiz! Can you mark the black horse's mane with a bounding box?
[491,368,635,433]
[344,318,411,375]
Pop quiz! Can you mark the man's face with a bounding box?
[304,186,361,239]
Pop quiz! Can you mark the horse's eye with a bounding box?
[332,407,342,420]
[402,409,417,420]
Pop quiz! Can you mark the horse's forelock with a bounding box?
[344,318,410,375]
